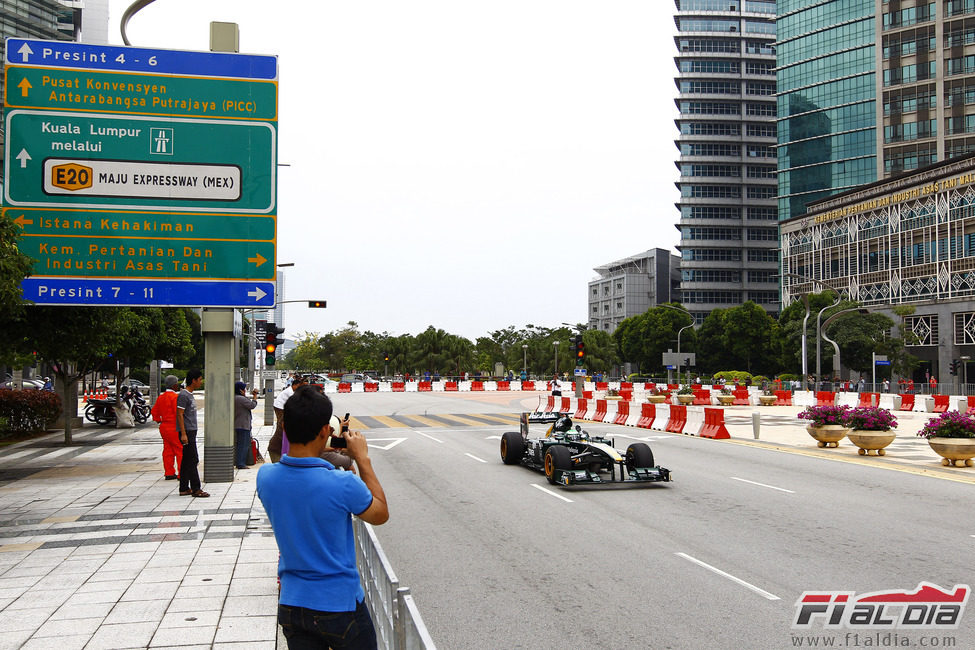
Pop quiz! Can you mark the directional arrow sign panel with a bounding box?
[3,38,278,307]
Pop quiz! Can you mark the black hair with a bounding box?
[282,385,333,445]
[185,369,203,383]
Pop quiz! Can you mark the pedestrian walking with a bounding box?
[257,386,389,649]
[177,370,208,497]
[234,381,259,470]
[151,375,181,480]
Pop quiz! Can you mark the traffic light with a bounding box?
[265,323,285,366]
[950,359,960,375]
[308,300,327,308]
[574,334,585,367]
[384,352,390,362]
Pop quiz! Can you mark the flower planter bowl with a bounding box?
[806,424,848,448]
[677,395,694,405]
[927,437,975,467]
[647,395,667,404]
[717,395,735,406]
[758,395,776,406]
[847,429,896,456]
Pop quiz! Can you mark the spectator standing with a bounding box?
[930,376,938,394]
[858,377,865,393]
[268,375,307,462]
[908,378,915,393]
[234,381,259,470]
[177,370,208,497]
[551,375,561,397]
[883,378,890,393]
[257,386,388,649]
[151,375,181,480]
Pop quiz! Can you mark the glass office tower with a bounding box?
[776,0,878,222]
[674,0,780,323]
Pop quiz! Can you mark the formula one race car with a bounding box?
[500,412,672,486]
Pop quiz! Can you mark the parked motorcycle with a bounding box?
[85,385,149,426]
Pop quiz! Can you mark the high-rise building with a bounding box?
[776,0,878,222]
[777,0,975,222]
[587,249,680,333]
[673,0,780,324]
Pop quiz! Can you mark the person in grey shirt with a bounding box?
[234,381,259,469]
[178,369,208,497]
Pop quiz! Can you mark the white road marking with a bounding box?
[675,552,780,601]
[367,438,408,451]
[464,453,487,463]
[730,477,795,494]
[416,431,444,443]
[486,435,502,440]
[530,483,574,503]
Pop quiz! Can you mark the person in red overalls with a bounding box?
[930,376,938,394]
[907,378,915,394]
[151,375,182,480]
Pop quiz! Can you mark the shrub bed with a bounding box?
[0,390,62,438]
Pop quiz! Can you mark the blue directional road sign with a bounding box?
[20,278,274,308]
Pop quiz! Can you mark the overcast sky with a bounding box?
[108,0,680,340]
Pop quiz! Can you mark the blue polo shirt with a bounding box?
[257,455,374,612]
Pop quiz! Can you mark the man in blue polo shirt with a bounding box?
[257,386,389,649]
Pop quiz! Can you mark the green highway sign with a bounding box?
[17,234,275,280]
[4,110,275,212]
[4,65,277,120]
[5,38,279,307]
[4,207,275,241]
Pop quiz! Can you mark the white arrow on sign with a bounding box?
[367,438,407,451]
[247,287,267,301]
[17,43,33,62]
[16,149,31,168]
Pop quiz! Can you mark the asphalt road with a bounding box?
[333,393,975,649]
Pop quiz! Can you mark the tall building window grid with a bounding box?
[675,0,777,317]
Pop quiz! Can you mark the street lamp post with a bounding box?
[522,344,528,376]
[815,293,843,388]
[553,341,559,376]
[677,324,694,385]
[821,308,869,386]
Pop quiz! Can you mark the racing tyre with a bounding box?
[500,432,525,465]
[544,445,572,485]
[625,443,654,472]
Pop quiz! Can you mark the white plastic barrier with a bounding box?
[378,382,392,392]
[684,406,704,436]
[651,404,670,431]
[485,381,497,391]
[350,383,364,393]
[405,382,418,392]
[951,396,969,413]
[914,396,931,413]
[431,382,444,392]
[793,390,815,407]
[836,392,858,407]
[604,399,621,424]
[625,404,641,427]
[878,393,896,409]
[583,400,597,421]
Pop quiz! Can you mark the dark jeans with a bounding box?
[278,600,377,650]
[179,430,200,492]
[234,428,251,468]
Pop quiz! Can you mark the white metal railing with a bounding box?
[354,517,436,650]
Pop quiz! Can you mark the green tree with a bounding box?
[0,215,33,314]
[827,312,894,374]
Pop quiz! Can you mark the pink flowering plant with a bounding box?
[846,406,897,431]
[797,404,851,427]
[916,411,975,439]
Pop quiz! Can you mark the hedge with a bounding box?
[0,390,63,437]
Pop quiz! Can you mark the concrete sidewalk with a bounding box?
[0,418,279,649]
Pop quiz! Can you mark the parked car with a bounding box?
[0,378,43,390]
[340,373,378,383]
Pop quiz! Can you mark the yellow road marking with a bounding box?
[402,414,447,428]
[473,413,519,424]
[430,413,493,427]
[366,416,410,429]
[726,438,975,485]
